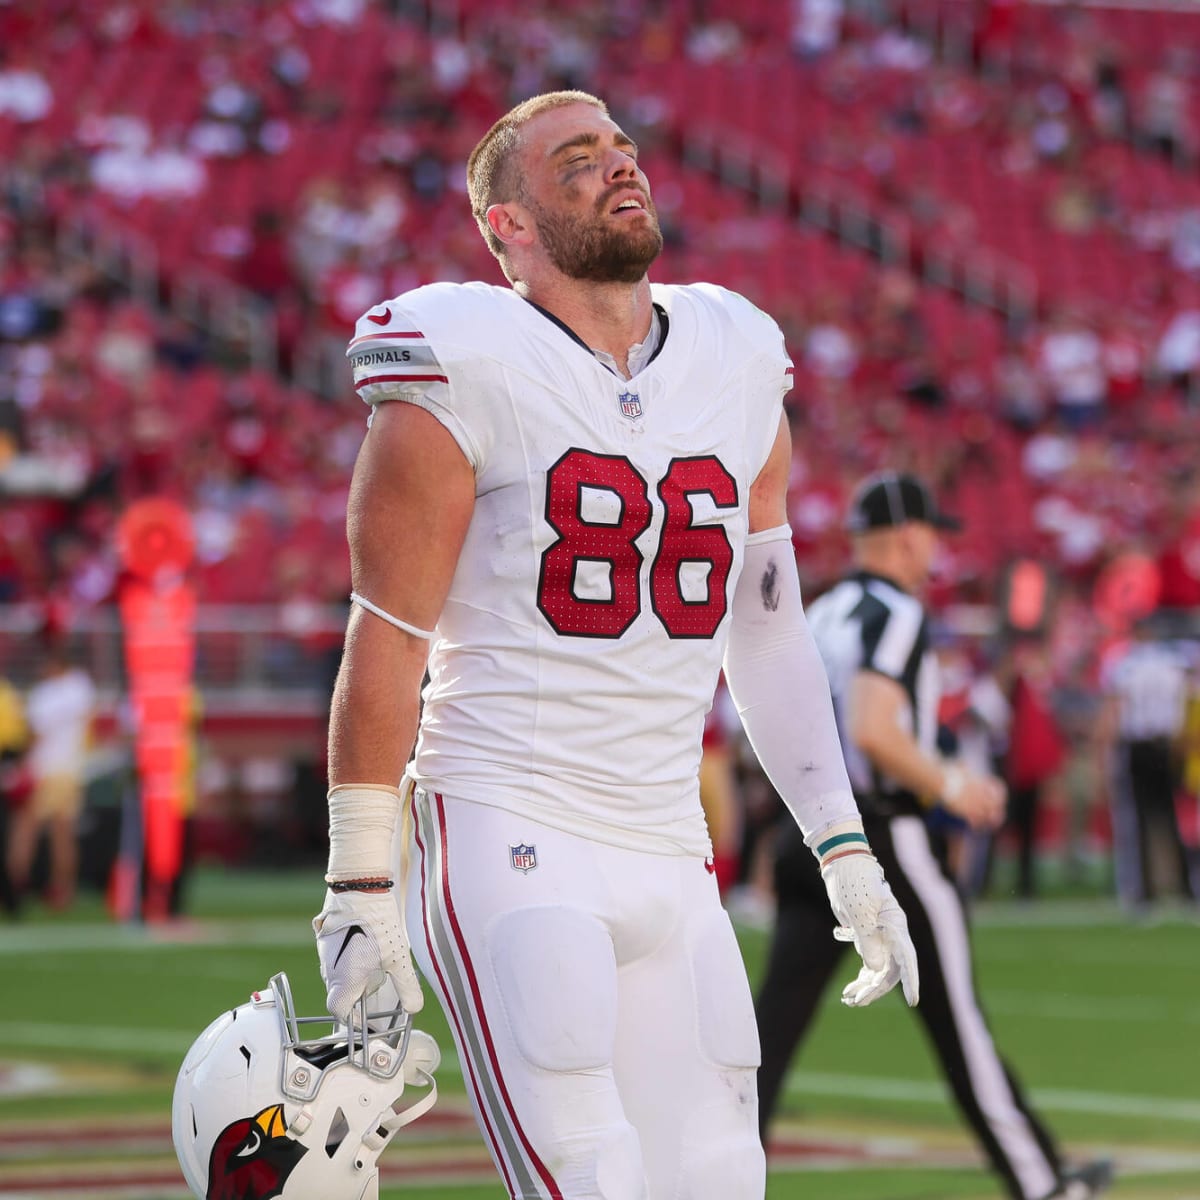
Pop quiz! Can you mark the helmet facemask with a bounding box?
[173,972,438,1200]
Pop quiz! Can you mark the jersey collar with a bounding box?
[522,298,670,378]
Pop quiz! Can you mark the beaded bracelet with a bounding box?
[328,878,395,893]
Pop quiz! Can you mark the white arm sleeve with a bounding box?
[723,525,860,841]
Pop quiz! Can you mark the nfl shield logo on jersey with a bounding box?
[509,843,537,873]
[617,390,642,421]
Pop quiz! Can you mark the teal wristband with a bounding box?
[815,831,870,861]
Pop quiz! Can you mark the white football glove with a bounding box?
[822,852,919,1009]
[313,887,424,1024]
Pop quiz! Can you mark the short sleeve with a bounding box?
[345,295,481,469]
[860,597,926,682]
[346,301,449,406]
[712,285,794,476]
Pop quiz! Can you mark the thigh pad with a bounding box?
[488,906,618,1073]
[689,908,760,1071]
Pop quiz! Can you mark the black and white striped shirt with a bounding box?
[805,570,940,818]
[1103,640,1189,741]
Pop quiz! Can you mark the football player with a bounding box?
[312,91,918,1200]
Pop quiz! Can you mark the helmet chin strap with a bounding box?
[361,1073,439,1153]
[282,1066,438,1180]
[353,1174,380,1200]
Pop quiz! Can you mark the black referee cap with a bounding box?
[847,471,962,533]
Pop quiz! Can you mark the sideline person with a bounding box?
[6,641,95,912]
[754,471,1113,1200]
[1100,613,1197,909]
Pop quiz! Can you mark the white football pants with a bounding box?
[402,787,765,1200]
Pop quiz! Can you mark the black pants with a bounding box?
[755,813,1065,1200]
[1004,783,1040,898]
[1125,738,1195,901]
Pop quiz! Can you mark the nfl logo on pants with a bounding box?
[509,843,537,873]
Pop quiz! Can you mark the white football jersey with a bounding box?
[348,281,792,856]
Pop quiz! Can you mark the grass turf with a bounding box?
[0,867,1196,1198]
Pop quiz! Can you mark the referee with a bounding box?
[754,471,1112,1200]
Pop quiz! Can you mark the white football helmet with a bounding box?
[172,972,438,1200]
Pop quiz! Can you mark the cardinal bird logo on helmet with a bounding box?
[206,1104,306,1200]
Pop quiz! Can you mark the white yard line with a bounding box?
[0,898,1194,955]
[2,1021,1197,1126]
[0,919,309,954]
[786,1071,1200,1122]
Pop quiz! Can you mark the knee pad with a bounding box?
[553,1121,647,1200]
[487,905,618,1072]
[679,1122,766,1200]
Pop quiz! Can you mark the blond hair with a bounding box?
[466,91,608,263]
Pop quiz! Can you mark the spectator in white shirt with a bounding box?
[0,54,52,124]
[5,642,96,911]
[1038,308,1106,431]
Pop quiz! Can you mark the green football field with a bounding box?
[1,868,1197,1199]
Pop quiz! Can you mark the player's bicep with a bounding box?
[746,415,791,534]
[347,400,475,631]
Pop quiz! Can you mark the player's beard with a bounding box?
[531,190,663,284]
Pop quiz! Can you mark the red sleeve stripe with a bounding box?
[355,374,449,390]
[348,331,426,348]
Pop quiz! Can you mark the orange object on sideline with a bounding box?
[114,498,196,922]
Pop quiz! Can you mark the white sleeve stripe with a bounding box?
[347,330,426,349]
[355,373,448,390]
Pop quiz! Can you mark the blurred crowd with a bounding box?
[0,0,1199,893]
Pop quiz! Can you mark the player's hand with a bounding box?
[313,888,424,1023]
[941,764,1006,831]
[821,854,919,1008]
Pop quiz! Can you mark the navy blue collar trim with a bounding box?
[523,298,670,374]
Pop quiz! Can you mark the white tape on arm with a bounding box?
[326,784,402,883]
[350,592,435,640]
